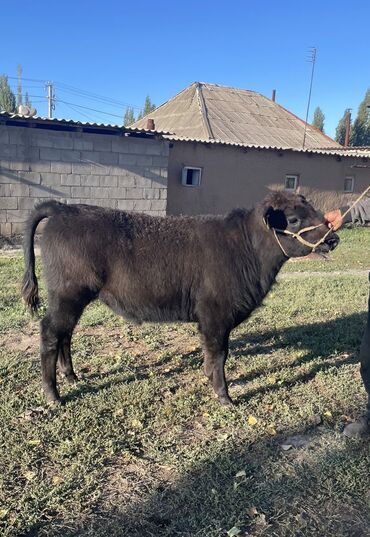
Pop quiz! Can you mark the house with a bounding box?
[1,83,370,238]
[132,82,370,215]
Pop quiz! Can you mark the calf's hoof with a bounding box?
[63,372,79,384]
[218,394,234,406]
[343,417,370,438]
[44,389,62,406]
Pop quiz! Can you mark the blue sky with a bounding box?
[1,0,369,138]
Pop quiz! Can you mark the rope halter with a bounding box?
[269,223,331,258]
[263,184,370,258]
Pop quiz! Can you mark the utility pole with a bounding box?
[302,47,317,149]
[46,82,55,118]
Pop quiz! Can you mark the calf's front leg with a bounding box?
[201,330,233,406]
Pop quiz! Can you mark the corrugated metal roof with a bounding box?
[131,82,341,150]
[0,111,169,135]
[164,133,370,158]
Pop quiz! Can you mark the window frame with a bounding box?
[344,176,355,193]
[284,174,299,191]
[181,166,202,187]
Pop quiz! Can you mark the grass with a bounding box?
[0,228,370,537]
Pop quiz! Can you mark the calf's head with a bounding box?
[262,191,339,258]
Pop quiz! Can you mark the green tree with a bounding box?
[123,106,135,126]
[143,95,156,116]
[350,88,370,146]
[312,106,325,132]
[0,75,16,113]
[335,109,351,145]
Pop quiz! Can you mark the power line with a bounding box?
[54,82,141,110]
[56,99,123,119]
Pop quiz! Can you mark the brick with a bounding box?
[30,161,51,172]
[33,136,54,148]
[40,147,61,161]
[0,145,17,159]
[18,197,39,210]
[60,150,80,163]
[90,163,109,175]
[10,183,30,197]
[160,188,167,199]
[29,185,70,198]
[74,138,93,151]
[10,160,32,172]
[52,136,74,149]
[19,172,41,184]
[143,188,160,199]
[80,175,100,186]
[0,223,12,236]
[117,175,135,187]
[152,175,167,187]
[0,184,11,196]
[136,155,152,166]
[72,162,91,175]
[133,200,151,211]
[6,209,29,222]
[81,151,98,162]
[51,161,72,174]
[111,138,128,153]
[125,187,143,199]
[135,175,152,188]
[61,174,81,186]
[118,154,137,166]
[99,151,118,165]
[144,142,163,156]
[117,199,134,211]
[71,186,91,198]
[86,198,116,208]
[92,137,112,151]
[16,145,40,161]
[100,176,118,187]
[0,197,17,209]
[152,156,168,167]
[41,172,62,186]
[0,129,9,145]
[92,187,110,199]
[150,199,167,211]
[127,141,146,154]
[11,222,26,234]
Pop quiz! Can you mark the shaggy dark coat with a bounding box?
[22,191,339,405]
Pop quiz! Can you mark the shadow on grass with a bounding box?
[19,311,370,537]
[32,427,370,537]
[63,312,367,407]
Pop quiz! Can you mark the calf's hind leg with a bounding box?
[201,329,232,406]
[58,332,78,383]
[40,293,91,403]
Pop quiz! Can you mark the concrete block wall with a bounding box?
[0,125,169,236]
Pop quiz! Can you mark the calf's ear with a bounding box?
[263,206,288,230]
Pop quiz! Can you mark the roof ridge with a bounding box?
[196,83,214,140]
[196,81,260,95]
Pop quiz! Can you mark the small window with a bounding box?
[344,176,354,193]
[182,166,202,187]
[285,175,298,191]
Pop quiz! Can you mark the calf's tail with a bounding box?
[21,200,64,314]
